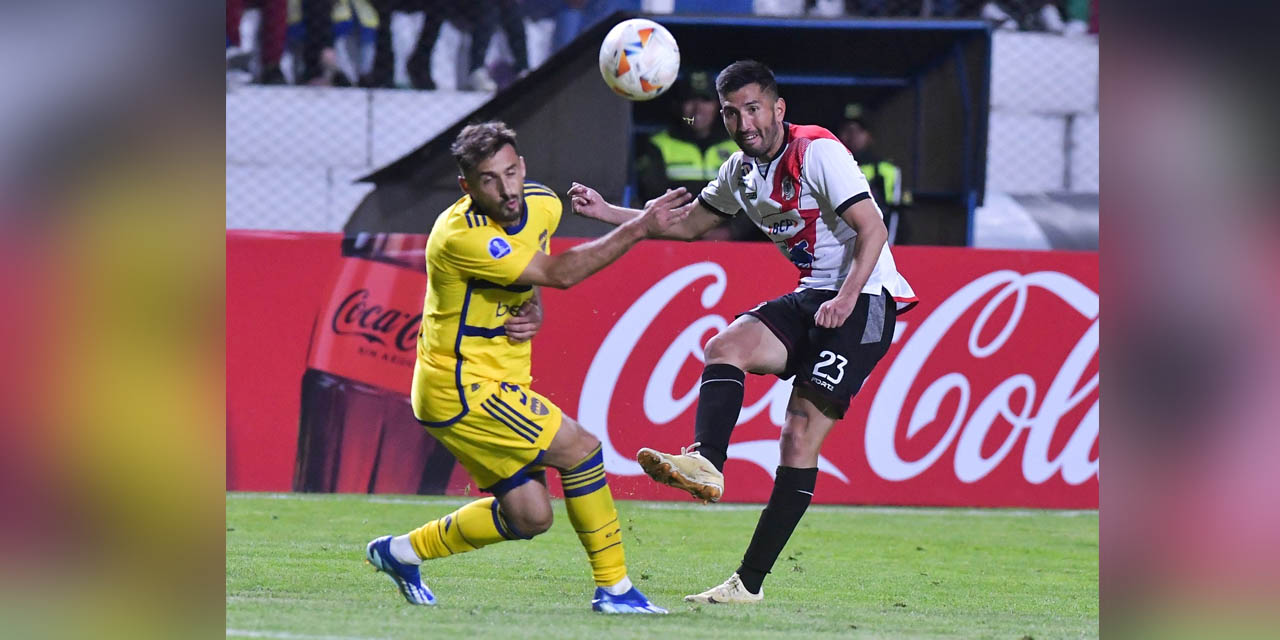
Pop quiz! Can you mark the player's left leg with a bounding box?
[542,414,666,614]
[367,484,550,605]
[684,388,837,605]
[736,388,839,591]
[688,289,899,604]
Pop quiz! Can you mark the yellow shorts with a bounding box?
[414,376,563,495]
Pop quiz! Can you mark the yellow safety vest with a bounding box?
[860,160,902,206]
[650,131,739,182]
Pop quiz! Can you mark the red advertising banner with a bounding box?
[227,231,1098,508]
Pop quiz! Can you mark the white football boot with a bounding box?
[684,573,763,605]
[635,442,724,503]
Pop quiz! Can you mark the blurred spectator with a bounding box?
[350,1,532,91]
[836,104,910,244]
[634,71,759,241]
[226,0,288,84]
[467,0,531,91]
[981,1,1069,33]
[295,0,335,84]
[330,0,380,86]
[553,1,641,52]
[363,0,452,89]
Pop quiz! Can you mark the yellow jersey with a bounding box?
[413,181,561,425]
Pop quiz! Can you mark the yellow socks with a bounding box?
[561,445,627,587]
[408,497,513,560]
[402,447,627,589]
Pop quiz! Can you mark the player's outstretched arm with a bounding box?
[513,188,693,289]
[568,182,720,241]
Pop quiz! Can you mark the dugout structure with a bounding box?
[348,14,991,246]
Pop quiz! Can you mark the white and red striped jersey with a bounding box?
[699,123,917,311]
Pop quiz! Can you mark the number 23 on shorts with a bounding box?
[812,350,847,385]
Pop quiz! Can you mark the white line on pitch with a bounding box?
[226,629,387,640]
[227,492,1094,517]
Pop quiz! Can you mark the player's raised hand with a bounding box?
[568,182,607,220]
[638,187,693,237]
[814,295,857,328]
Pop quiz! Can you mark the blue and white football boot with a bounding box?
[365,535,436,605]
[591,585,668,614]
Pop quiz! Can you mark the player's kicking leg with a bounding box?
[686,387,836,604]
[637,314,788,502]
[544,415,666,614]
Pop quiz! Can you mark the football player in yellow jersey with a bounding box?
[366,121,692,613]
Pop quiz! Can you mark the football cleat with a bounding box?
[591,586,668,614]
[365,535,437,605]
[636,442,724,503]
[684,573,763,604]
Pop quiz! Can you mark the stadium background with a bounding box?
[226,1,1098,509]
[221,2,1100,636]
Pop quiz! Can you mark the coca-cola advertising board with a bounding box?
[227,231,1098,509]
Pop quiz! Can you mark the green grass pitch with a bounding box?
[227,492,1097,639]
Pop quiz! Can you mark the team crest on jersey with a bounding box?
[488,237,512,259]
[781,176,796,201]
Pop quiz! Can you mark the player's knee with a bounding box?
[779,423,813,450]
[575,428,600,452]
[506,505,554,538]
[703,333,747,367]
[562,419,600,461]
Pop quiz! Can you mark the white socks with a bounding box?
[602,576,633,595]
[390,534,422,565]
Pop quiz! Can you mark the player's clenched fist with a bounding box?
[814,296,856,328]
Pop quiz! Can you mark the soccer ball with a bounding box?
[598,19,680,101]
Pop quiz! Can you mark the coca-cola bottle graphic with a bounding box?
[293,232,459,494]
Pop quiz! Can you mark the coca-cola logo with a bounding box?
[579,263,846,481]
[865,270,1098,485]
[578,263,1098,489]
[330,289,422,352]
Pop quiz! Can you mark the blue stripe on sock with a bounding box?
[490,499,514,540]
[561,465,606,485]
[562,476,608,497]
[563,446,604,477]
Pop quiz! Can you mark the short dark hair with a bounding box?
[450,121,518,174]
[715,60,778,99]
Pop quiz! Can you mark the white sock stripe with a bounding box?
[700,378,745,387]
[796,490,814,496]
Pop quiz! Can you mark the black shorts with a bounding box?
[741,287,897,417]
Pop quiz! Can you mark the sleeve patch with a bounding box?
[488,237,513,259]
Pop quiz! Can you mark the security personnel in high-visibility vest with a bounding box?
[836,104,911,244]
[635,71,759,240]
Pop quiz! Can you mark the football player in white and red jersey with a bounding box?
[569,60,917,604]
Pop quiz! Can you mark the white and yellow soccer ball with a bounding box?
[598,18,680,101]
